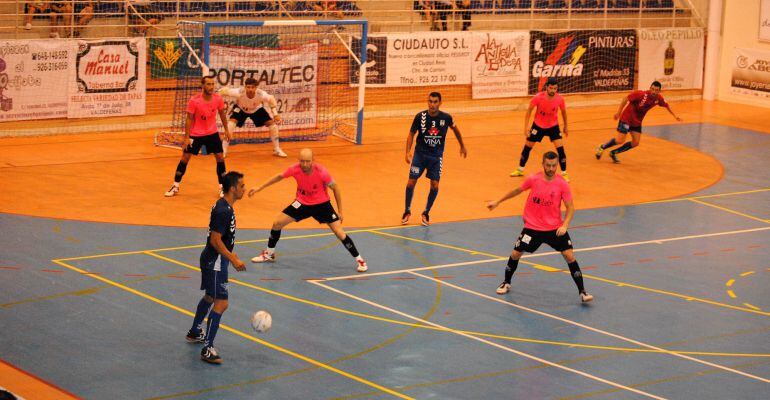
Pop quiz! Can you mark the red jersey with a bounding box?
[620,90,668,127]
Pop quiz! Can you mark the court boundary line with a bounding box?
[310,280,668,400]
[408,272,770,384]
[687,198,770,224]
[51,188,769,263]
[49,259,415,400]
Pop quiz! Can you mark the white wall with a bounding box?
[717,0,770,107]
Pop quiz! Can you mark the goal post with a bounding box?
[155,19,368,149]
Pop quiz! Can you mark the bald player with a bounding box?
[248,148,368,273]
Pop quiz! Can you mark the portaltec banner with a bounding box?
[209,43,318,130]
[0,40,70,122]
[471,31,530,99]
[68,39,146,118]
[638,28,704,90]
[730,47,770,99]
[380,32,472,87]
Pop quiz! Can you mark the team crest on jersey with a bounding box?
[439,120,445,127]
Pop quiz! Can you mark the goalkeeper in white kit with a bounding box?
[219,77,287,157]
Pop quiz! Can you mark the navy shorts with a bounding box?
[200,267,229,300]
[513,228,573,253]
[282,200,340,224]
[409,152,443,181]
[527,123,562,143]
[617,120,642,134]
[185,132,223,155]
[230,107,272,128]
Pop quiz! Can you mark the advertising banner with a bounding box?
[470,31,530,99]
[529,30,636,94]
[68,39,146,118]
[731,47,770,100]
[209,42,318,130]
[0,40,70,121]
[761,0,770,42]
[638,28,704,90]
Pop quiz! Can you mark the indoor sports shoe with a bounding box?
[251,250,276,263]
[164,185,179,197]
[421,212,430,226]
[580,292,594,303]
[609,152,620,164]
[356,258,368,273]
[561,171,570,182]
[273,148,287,158]
[509,168,525,177]
[185,329,205,343]
[496,282,511,295]
[594,146,604,160]
[200,346,222,364]
[401,211,411,225]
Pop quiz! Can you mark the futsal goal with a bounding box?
[154,19,368,148]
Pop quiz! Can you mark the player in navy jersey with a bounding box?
[186,171,247,365]
[402,92,468,226]
[595,81,682,163]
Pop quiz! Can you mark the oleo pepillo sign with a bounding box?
[75,40,139,93]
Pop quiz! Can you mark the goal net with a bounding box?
[155,19,368,148]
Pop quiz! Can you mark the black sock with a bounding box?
[567,261,586,293]
[216,161,226,185]
[341,235,360,258]
[611,142,633,155]
[267,229,281,248]
[504,257,519,284]
[556,146,567,171]
[174,161,188,183]
[601,138,617,149]
[519,146,532,168]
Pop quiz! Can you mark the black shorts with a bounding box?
[527,123,562,143]
[184,132,223,155]
[514,228,573,253]
[230,107,272,128]
[282,200,340,224]
[617,120,642,134]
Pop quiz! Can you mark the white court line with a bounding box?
[323,226,770,282]
[411,272,770,384]
[309,280,668,400]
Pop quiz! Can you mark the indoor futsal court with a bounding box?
[0,99,768,399]
[2,1,770,398]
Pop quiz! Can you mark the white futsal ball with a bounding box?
[251,310,272,333]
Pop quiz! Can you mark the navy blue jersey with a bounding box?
[410,110,454,157]
[200,198,236,271]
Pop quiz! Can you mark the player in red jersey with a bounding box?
[595,81,682,163]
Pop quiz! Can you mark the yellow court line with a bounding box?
[54,225,416,262]
[726,279,735,287]
[727,290,736,299]
[740,271,755,277]
[744,303,761,311]
[688,198,770,224]
[373,231,770,317]
[641,188,770,204]
[50,258,414,400]
[144,252,770,358]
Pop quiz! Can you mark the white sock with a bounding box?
[173,182,180,188]
[227,121,236,135]
[356,255,364,262]
[269,124,280,150]
[266,248,275,256]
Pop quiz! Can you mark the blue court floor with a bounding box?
[0,123,768,399]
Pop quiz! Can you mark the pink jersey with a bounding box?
[530,92,565,129]
[282,163,333,205]
[186,93,225,137]
[520,172,572,231]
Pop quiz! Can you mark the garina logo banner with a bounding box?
[529,30,636,94]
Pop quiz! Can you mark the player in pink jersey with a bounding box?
[487,151,593,303]
[511,77,571,182]
[595,81,682,163]
[247,148,368,273]
[164,75,232,198]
